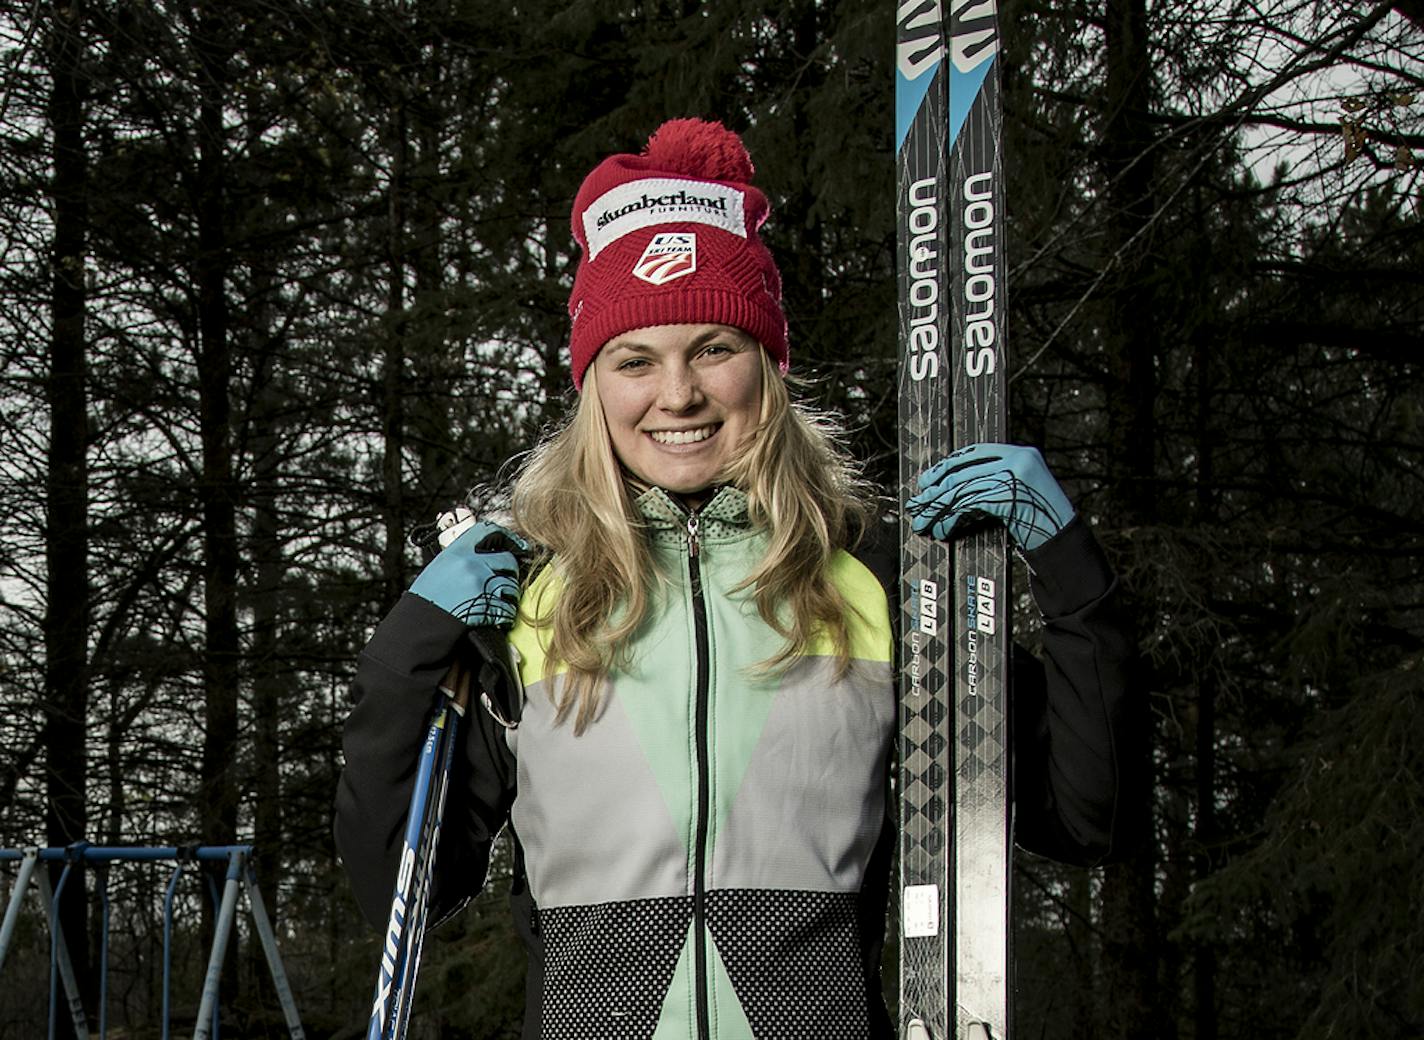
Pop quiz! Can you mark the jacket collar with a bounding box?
[635,485,752,545]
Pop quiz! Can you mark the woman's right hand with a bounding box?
[408,519,527,628]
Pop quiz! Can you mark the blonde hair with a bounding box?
[510,348,876,731]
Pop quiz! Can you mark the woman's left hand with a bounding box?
[906,443,1075,551]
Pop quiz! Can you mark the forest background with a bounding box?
[0,1,1421,1038]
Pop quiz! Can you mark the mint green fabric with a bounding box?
[650,926,757,1040]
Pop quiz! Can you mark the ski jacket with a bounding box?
[335,485,1140,1040]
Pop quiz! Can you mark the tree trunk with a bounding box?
[195,0,239,848]
[43,2,92,1034]
[1066,867,1094,1040]
[1097,0,1162,1037]
[1192,324,1219,1040]
[193,0,240,1009]
[382,101,410,607]
[410,71,457,510]
[1192,669,1218,1040]
[246,256,285,1021]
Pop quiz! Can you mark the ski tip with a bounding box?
[905,1019,931,1040]
[966,1023,994,1040]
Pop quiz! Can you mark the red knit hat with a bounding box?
[567,118,789,389]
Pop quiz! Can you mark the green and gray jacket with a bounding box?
[336,486,1141,1040]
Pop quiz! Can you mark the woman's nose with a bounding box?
[656,365,702,412]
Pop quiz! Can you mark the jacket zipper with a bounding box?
[687,510,712,1040]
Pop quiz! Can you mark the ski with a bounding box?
[896,2,1011,1039]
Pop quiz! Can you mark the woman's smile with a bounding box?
[647,423,721,446]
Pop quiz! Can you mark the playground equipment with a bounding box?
[0,843,305,1039]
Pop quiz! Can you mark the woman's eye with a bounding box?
[616,358,649,371]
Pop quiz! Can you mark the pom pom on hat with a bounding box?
[566,118,788,389]
[643,118,755,182]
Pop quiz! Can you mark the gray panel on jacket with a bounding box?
[511,676,692,908]
[711,657,895,892]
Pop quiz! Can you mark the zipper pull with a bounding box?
[686,513,700,557]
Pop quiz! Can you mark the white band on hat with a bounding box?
[583,177,747,260]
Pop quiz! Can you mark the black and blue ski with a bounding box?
[896,2,1011,1038]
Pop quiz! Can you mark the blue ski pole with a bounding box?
[366,661,467,1040]
[367,507,479,1040]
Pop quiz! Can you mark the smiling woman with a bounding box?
[335,118,1141,1040]
[508,311,874,736]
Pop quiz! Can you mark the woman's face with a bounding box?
[592,323,764,498]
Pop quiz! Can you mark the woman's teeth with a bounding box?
[650,425,716,446]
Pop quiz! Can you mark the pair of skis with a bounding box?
[896,2,1012,1040]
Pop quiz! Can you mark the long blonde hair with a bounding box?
[510,348,876,731]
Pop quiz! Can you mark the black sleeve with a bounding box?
[1011,516,1144,865]
[334,592,517,930]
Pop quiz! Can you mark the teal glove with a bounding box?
[907,443,1075,551]
[409,519,528,628]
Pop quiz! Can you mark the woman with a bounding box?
[336,119,1139,1039]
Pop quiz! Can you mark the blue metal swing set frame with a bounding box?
[0,843,305,1040]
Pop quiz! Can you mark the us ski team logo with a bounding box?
[633,232,697,285]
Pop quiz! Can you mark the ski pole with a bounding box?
[366,659,468,1040]
[367,506,478,1040]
